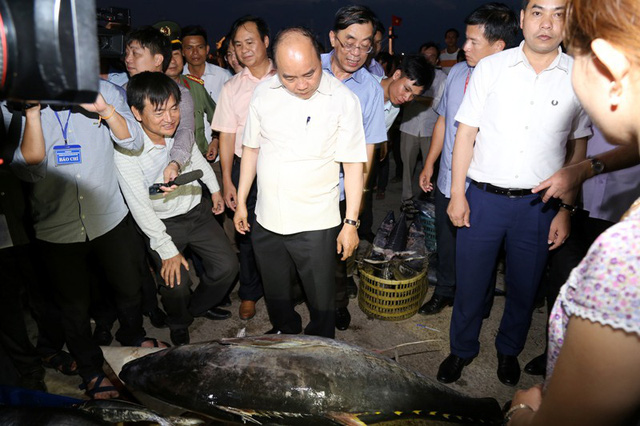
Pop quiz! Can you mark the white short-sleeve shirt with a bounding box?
[455,42,592,189]
[243,72,367,235]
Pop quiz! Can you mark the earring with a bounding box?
[610,81,621,107]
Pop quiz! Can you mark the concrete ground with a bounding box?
[40,164,548,417]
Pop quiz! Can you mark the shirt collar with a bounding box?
[268,71,333,97]
[240,59,276,81]
[141,125,171,153]
[321,51,365,83]
[509,40,568,74]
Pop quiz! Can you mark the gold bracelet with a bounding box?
[503,403,533,425]
[98,105,116,126]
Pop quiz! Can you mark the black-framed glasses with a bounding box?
[334,36,373,54]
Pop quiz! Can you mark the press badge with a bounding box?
[53,144,82,166]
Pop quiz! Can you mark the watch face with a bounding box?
[591,158,605,174]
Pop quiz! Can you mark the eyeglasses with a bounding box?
[334,36,373,54]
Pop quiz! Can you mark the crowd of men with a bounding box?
[1,0,639,402]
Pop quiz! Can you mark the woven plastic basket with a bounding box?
[358,266,428,321]
[419,212,437,252]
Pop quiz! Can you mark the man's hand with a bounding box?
[79,93,111,116]
[511,384,543,413]
[419,165,434,192]
[206,137,219,161]
[161,253,189,288]
[379,141,388,161]
[336,225,359,261]
[224,182,238,211]
[161,162,180,194]
[233,204,250,234]
[211,191,225,215]
[447,194,471,227]
[532,163,587,203]
[548,210,571,250]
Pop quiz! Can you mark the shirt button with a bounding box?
[76,174,81,179]
[530,101,534,105]
[0,192,4,196]
[524,126,529,130]
[79,196,84,200]
[515,175,519,178]
[82,215,86,219]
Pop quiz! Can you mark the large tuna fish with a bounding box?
[119,335,502,425]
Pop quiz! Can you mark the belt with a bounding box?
[472,180,533,198]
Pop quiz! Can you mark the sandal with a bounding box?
[135,337,171,348]
[79,373,119,399]
[42,351,79,376]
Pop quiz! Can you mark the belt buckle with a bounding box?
[506,189,517,198]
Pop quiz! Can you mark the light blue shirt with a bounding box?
[11,80,143,243]
[435,61,473,198]
[321,52,386,200]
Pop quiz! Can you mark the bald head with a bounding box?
[273,27,323,99]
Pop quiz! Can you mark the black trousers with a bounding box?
[148,199,238,330]
[37,215,147,381]
[230,158,264,302]
[253,222,339,338]
[0,246,44,384]
[334,200,349,309]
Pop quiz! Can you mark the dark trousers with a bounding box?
[37,215,146,381]
[253,222,339,338]
[433,187,456,297]
[0,246,44,383]
[148,199,238,330]
[230,158,263,302]
[451,185,556,358]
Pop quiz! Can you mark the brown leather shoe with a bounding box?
[239,300,256,320]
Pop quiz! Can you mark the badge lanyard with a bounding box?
[54,110,72,145]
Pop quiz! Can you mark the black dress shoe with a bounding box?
[524,353,546,376]
[170,328,190,346]
[419,294,454,315]
[497,353,521,386]
[198,307,232,320]
[335,307,351,331]
[92,325,113,346]
[437,354,473,383]
[265,327,282,335]
[145,308,167,329]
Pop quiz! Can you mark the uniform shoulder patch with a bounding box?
[184,74,205,85]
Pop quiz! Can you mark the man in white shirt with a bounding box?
[439,0,591,386]
[114,72,238,346]
[181,25,232,104]
[234,27,367,338]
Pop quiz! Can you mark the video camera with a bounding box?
[0,0,99,104]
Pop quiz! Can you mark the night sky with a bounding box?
[95,0,525,54]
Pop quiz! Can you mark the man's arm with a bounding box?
[233,145,258,234]
[80,93,132,141]
[189,142,224,215]
[338,162,364,260]
[20,105,46,166]
[113,152,188,287]
[447,123,478,228]
[419,114,445,192]
[218,131,237,210]
[164,88,196,182]
[533,140,640,203]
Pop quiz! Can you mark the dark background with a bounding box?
[95,0,526,54]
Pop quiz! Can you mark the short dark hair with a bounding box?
[272,26,321,67]
[464,2,519,48]
[444,28,459,38]
[181,25,208,43]
[229,15,270,43]
[126,71,182,113]
[418,41,439,54]
[333,5,378,33]
[399,55,435,90]
[125,26,172,72]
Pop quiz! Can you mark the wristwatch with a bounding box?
[343,218,360,229]
[588,156,605,175]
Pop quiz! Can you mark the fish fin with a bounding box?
[215,406,262,424]
[325,412,368,426]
